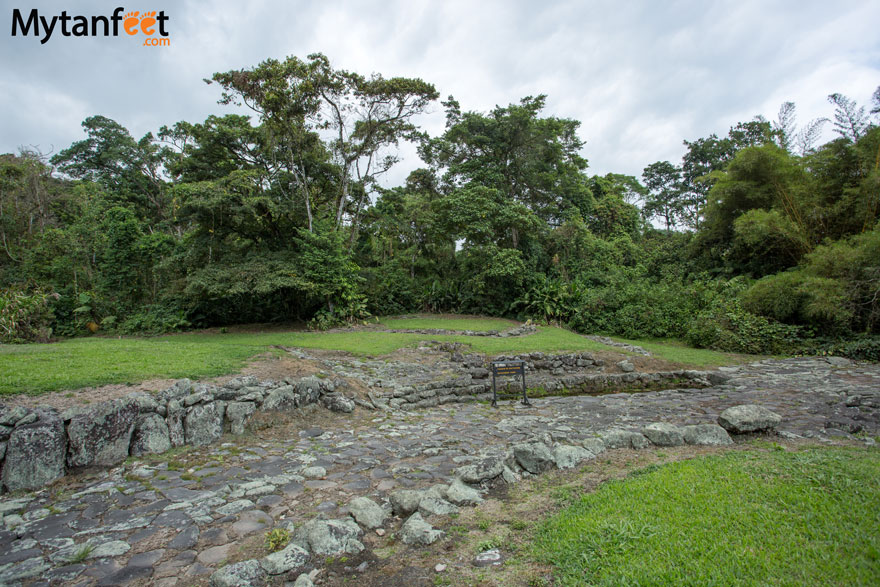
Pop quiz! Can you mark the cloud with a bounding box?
[2,0,878,183]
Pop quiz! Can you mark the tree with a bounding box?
[828,93,869,142]
[422,95,592,239]
[642,161,683,230]
[210,53,438,241]
[51,116,168,222]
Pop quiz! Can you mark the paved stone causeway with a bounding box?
[0,357,877,586]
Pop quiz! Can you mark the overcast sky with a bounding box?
[2,0,878,186]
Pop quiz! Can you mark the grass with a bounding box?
[0,319,749,396]
[378,315,517,331]
[532,446,880,586]
[611,336,758,367]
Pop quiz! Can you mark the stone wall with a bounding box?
[373,350,716,409]
[0,374,351,493]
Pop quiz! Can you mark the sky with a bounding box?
[2,0,878,187]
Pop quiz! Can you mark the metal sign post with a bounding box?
[490,360,530,407]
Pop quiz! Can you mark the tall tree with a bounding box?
[210,53,438,241]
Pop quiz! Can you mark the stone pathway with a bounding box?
[0,357,877,586]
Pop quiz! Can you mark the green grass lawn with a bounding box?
[378,315,517,331]
[0,320,750,396]
[612,336,758,367]
[533,445,880,586]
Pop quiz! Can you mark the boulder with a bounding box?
[67,399,138,468]
[347,497,389,529]
[225,402,257,436]
[262,386,300,412]
[718,405,782,434]
[1,411,67,492]
[617,360,635,373]
[389,489,423,516]
[642,423,685,447]
[296,377,323,404]
[446,479,483,506]
[130,413,172,456]
[399,512,443,545]
[513,441,555,474]
[321,393,355,413]
[210,560,266,587]
[455,455,505,483]
[581,438,606,456]
[291,518,364,556]
[553,445,595,469]
[600,428,650,450]
[185,402,225,447]
[260,543,309,575]
[165,400,185,447]
[682,424,733,446]
[418,496,459,517]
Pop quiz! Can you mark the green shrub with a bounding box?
[685,298,801,354]
[119,303,191,334]
[795,336,880,362]
[0,285,59,343]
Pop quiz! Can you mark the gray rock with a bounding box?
[473,548,504,567]
[89,540,131,558]
[418,496,459,517]
[260,543,309,575]
[455,455,505,483]
[389,489,423,516]
[0,556,50,583]
[216,500,256,516]
[226,402,256,435]
[2,411,67,492]
[130,413,171,456]
[169,525,199,550]
[263,386,300,412]
[682,424,734,446]
[347,497,389,529]
[67,399,138,468]
[617,360,635,372]
[210,559,267,587]
[553,445,595,469]
[718,405,782,434]
[825,356,851,367]
[601,428,650,450]
[165,401,185,447]
[185,402,225,446]
[321,393,355,413]
[513,441,555,474]
[293,573,315,587]
[642,423,685,447]
[291,518,364,556]
[302,466,326,479]
[399,512,444,545]
[296,377,323,404]
[581,438,606,456]
[446,479,483,506]
[0,407,28,427]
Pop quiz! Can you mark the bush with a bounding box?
[795,336,880,362]
[119,303,191,334]
[685,298,802,354]
[0,286,59,343]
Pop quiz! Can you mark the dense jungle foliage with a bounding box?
[1,54,878,358]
